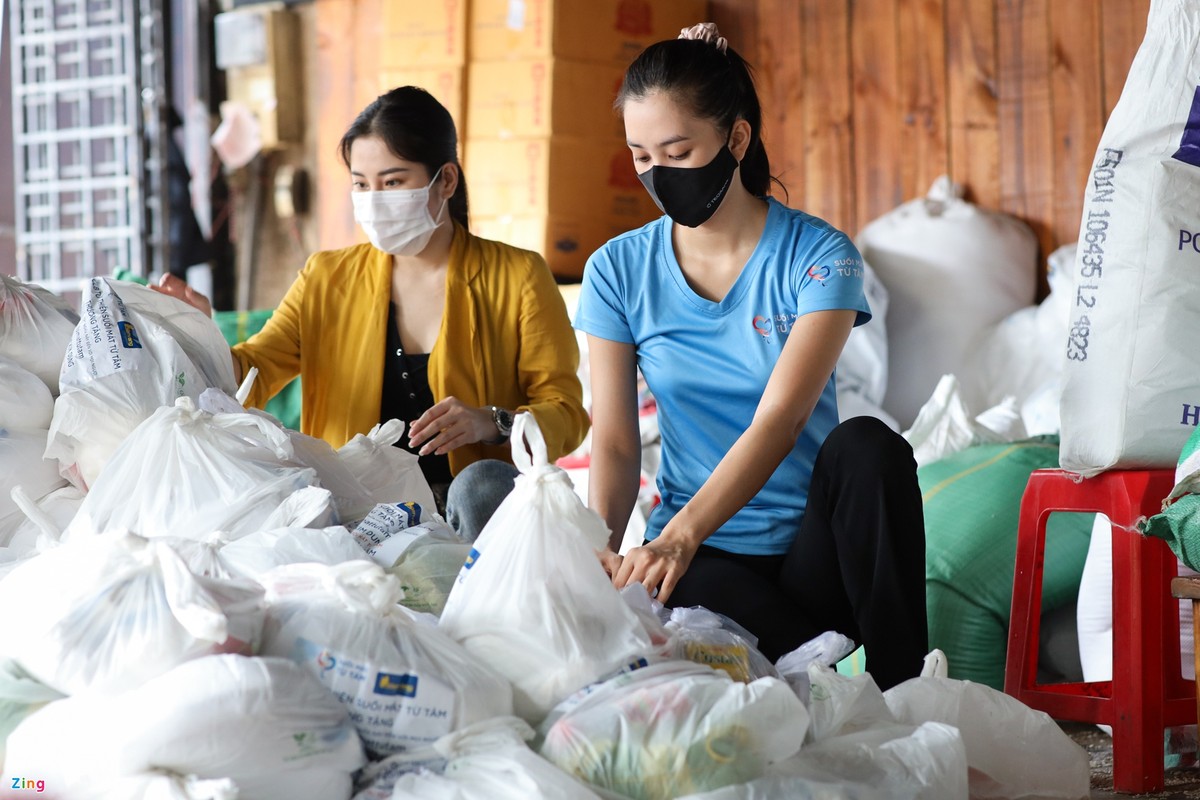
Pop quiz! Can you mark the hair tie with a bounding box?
[678,22,728,54]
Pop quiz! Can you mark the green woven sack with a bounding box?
[1142,424,1200,570]
[213,309,302,431]
[920,437,1093,689]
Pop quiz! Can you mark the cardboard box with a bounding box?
[380,66,467,132]
[382,0,467,66]
[466,58,625,140]
[472,213,636,279]
[470,0,707,66]
[464,135,658,222]
[218,6,303,148]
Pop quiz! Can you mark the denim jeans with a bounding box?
[445,459,520,542]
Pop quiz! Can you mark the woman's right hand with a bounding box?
[152,273,213,317]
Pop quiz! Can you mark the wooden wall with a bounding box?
[708,0,1150,269]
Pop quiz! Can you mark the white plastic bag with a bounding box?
[439,414,653,721]
[677,722,968,800]
[902,374,1028,468]
[0,532,265,694]
[65,397,317,541]
[259,561,514,758]
[774,630,857,705]
[884,675,1090,799]
[804,663,896,743]
[0,273,78,394]
[374,717,601,800]
[1059,0,1200,475]
[666,606,779,683]
[0,356,53,431]
[338,420,437,514]
[46,277,237,489]
[219,526,370,579]
[0,658,65,769]
[0,428,67,546]
[97,773,240,800]
[4,654,365,800]
[538,661,809,800]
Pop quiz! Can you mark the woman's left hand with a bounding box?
[613,532,699,604]
[408,396,497,455]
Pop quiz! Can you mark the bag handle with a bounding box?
[510,412,547,473]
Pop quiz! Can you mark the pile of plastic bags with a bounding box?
[0,274,1093,799]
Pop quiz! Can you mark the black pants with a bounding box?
[664,416,928,691]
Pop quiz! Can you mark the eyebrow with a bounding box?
[349,167,411,177]
[626,134,691,149]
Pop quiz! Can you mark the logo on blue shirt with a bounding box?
[807,264,830,282]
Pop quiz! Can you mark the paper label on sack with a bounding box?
[352,503,428,566]
[293,637,457,755]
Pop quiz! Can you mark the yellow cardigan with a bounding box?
[232,224,589,474]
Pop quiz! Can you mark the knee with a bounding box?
[445,459,520,541]
[821,415,916,475]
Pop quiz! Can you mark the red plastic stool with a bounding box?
[1004,468,1195,793]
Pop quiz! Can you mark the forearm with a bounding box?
[588,437,643,552]
[665,411,802,547]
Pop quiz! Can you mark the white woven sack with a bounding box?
[1060,0,1200,475]
[438,413,654,721]
[856,176,1037,429]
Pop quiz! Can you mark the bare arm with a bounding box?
[586,335,643,554]
[615,308,858,601]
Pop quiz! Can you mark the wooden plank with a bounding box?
[896,0,949,204]
[801,2,855,232]
[753,0,805,199]
[1048,0,1103,274]
[314,0,359,251]
[1100,0,1152,120]
[945,0,999,210]
[997,0,1055,267]
[851,0,904,229]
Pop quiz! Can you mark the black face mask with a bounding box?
[637,146,739,228]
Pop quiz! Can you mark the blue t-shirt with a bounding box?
[574,198,870,555]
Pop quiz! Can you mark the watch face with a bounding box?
[494,406,514,435]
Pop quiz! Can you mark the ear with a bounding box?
[729,118,753,162]
[439,162,460,201]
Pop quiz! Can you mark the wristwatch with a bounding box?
[488,405,514,443]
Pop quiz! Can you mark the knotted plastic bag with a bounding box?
[438,413,653,721]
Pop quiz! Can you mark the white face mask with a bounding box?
[351,168,448,256]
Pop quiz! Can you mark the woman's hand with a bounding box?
[597,548,624,578]
[408,396,499,455]
[151,273,213,317]
[612,532,699,604]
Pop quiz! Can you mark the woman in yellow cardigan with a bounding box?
[157,86,589,538]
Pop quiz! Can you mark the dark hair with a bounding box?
[338,86,469,229]
[616,39,781,199]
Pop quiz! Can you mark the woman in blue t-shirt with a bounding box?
[574,23,927,690]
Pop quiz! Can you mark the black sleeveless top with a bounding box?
[380,302,453,488]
